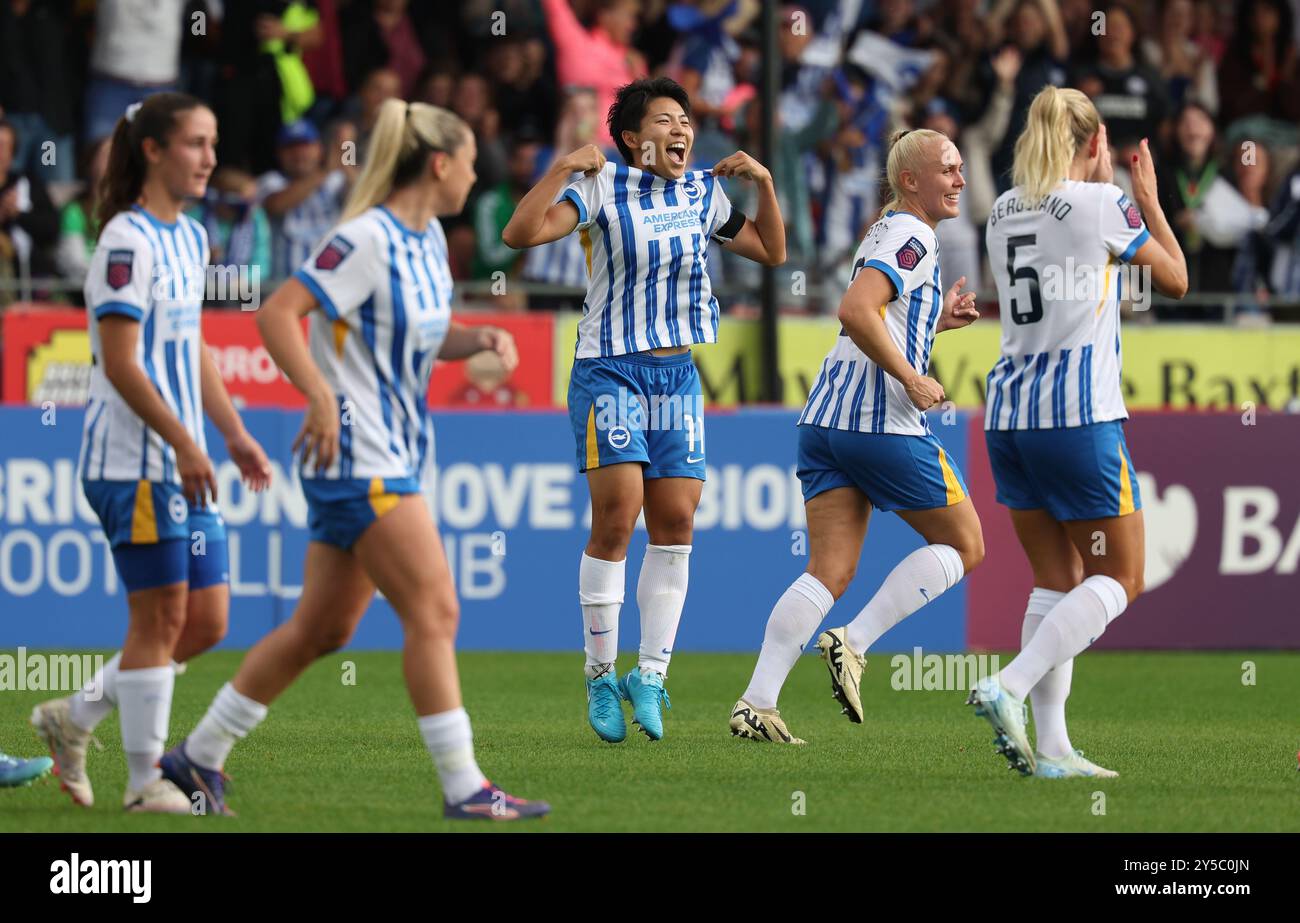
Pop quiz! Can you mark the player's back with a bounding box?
[984,180,1149,430]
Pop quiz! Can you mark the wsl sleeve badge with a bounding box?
[106,249,134,289]
[1116,193,1143,229]
[315,235,355,271]
[894,236,927,271]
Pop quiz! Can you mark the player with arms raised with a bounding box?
[971,87,1187,777]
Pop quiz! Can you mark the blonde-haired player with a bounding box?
[160,100,548,820]
[971,87,1187,777]
[731,128,983,743]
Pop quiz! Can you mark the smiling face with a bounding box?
[624,96,693,179]
[906,136,965,223]
[144,106,218,201]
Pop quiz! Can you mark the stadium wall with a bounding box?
[0,405,1295,652]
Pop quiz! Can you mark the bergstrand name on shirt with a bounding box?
[988,193,1074,226]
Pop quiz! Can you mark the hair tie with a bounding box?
[405,102,412,122]
[125,102,143,124]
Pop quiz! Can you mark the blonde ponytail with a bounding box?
[878,128,947,220]
[341,99,471,221]
[1011,86,1100,205]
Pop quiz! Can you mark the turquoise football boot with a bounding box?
[586,670,627,743]
[0,751,53,787]
[966,674,1036,775]
[619,667,671,741]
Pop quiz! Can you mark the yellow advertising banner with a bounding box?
[554,315,1300,411]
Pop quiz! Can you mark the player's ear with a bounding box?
[1088,133,1099,158]
[429,150,449,182]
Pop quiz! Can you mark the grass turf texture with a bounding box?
[2,650,1297,832]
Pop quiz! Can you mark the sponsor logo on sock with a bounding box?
[49,853,151,903]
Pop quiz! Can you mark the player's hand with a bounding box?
[176,440,218,507]
[1131,137,1158,207]
[711,151,771,185]
[293,391,340,475]
[938,276,979,332]
[226,430,273,493]
[904,375,946,411]
[477,326,519,374]
[1090,123,1114,184]
[561,144,606,177]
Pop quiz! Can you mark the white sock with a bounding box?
[845,544,965,655]
[637,544,691,676]
[999,575,1127,701]
[580,553,624,678]
[116,666,175,792]
[743,572,834,710]
[419,707,488,804]
[68,651,121,732]
[186,682,269,770]
[1020,588,1074,759]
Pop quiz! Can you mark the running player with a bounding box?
[971,87,1187,777]
[31,94,272,813]
[159,100,548,821]
[502,76,785,743]
[731,128,982,744]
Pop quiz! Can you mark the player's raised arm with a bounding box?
[711,151,786,266]
[837,265,944,410]
[1126,138,1189,298]
[501,143,604,248]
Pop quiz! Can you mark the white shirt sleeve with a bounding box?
[1098,183,1151,262]
[84,220,155,321]
[560,164,611,231]
[863,218,936,299]
[292,218,379,321]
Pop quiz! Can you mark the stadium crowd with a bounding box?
[1,0,1299,319]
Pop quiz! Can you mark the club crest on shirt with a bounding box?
[1116,194,1142,229]
[680,178,702,201]
[895,236,927,270]
[315,235,355,271]
[168,494,188,524]
[106,249,133,290]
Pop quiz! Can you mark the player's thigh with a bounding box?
[1061,509,1146,603]
[352,495,457,626]
[1008,508,1082,592]
[290,540,377,649]
[643,476,702,545]
[804,486,871,599]
[896,496,985,572]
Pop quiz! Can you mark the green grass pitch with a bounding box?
[3,650,1297,832]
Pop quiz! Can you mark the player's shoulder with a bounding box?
[307,210,386,274]
[97,210,153,250]
[867,209,936,263]
[180,212,208,248]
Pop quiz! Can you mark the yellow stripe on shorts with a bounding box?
[937,448,965,505]
[368,476,400,518]
[130,479,159,544]
[1117,441,1135,515]
[585,405,600,470]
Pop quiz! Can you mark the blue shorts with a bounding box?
[985,420,1142,521]
[82,479,229,593]
[796,424,968,512]
[567,351,706,480]
[301,476,420,551]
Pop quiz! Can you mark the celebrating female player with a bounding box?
[502,77,785,744]
[730,128,982,745]
[159,99,548,821]
[32,93,272,813]
[971,87,1187,777]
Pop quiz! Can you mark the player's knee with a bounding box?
[311,623,358,656]
[959,532,985,574]
[140,588,188,639]
[188,613,228,653]
[647,508,695,545]
[808,564,854,600]
[1118,571,1144,604]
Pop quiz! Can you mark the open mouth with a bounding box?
[666,142,687,167]
[944,192,960,206]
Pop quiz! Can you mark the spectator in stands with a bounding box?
[1218,0,1300,128]
[1260,164,1300,298]
[0,0,77,184]
[415,66,459,111]
[188,167,272,306]
[668,0,758,168]
[452,73,509,194]
[57,137,112,288]
[472,137,542,296]
[348,67,403,162]
[255,1,324,125]
[488,37,559,145]
[341,0,429,99]
[540,0,648,149]
[0,118,60,306]
[83,0,188,144]
[1073,2,1168,150]
[257,120,353,282]
[1142,0,1220,115]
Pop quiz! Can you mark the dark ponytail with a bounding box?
[96,92,209,238]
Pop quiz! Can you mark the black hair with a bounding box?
[607,77,692,166]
